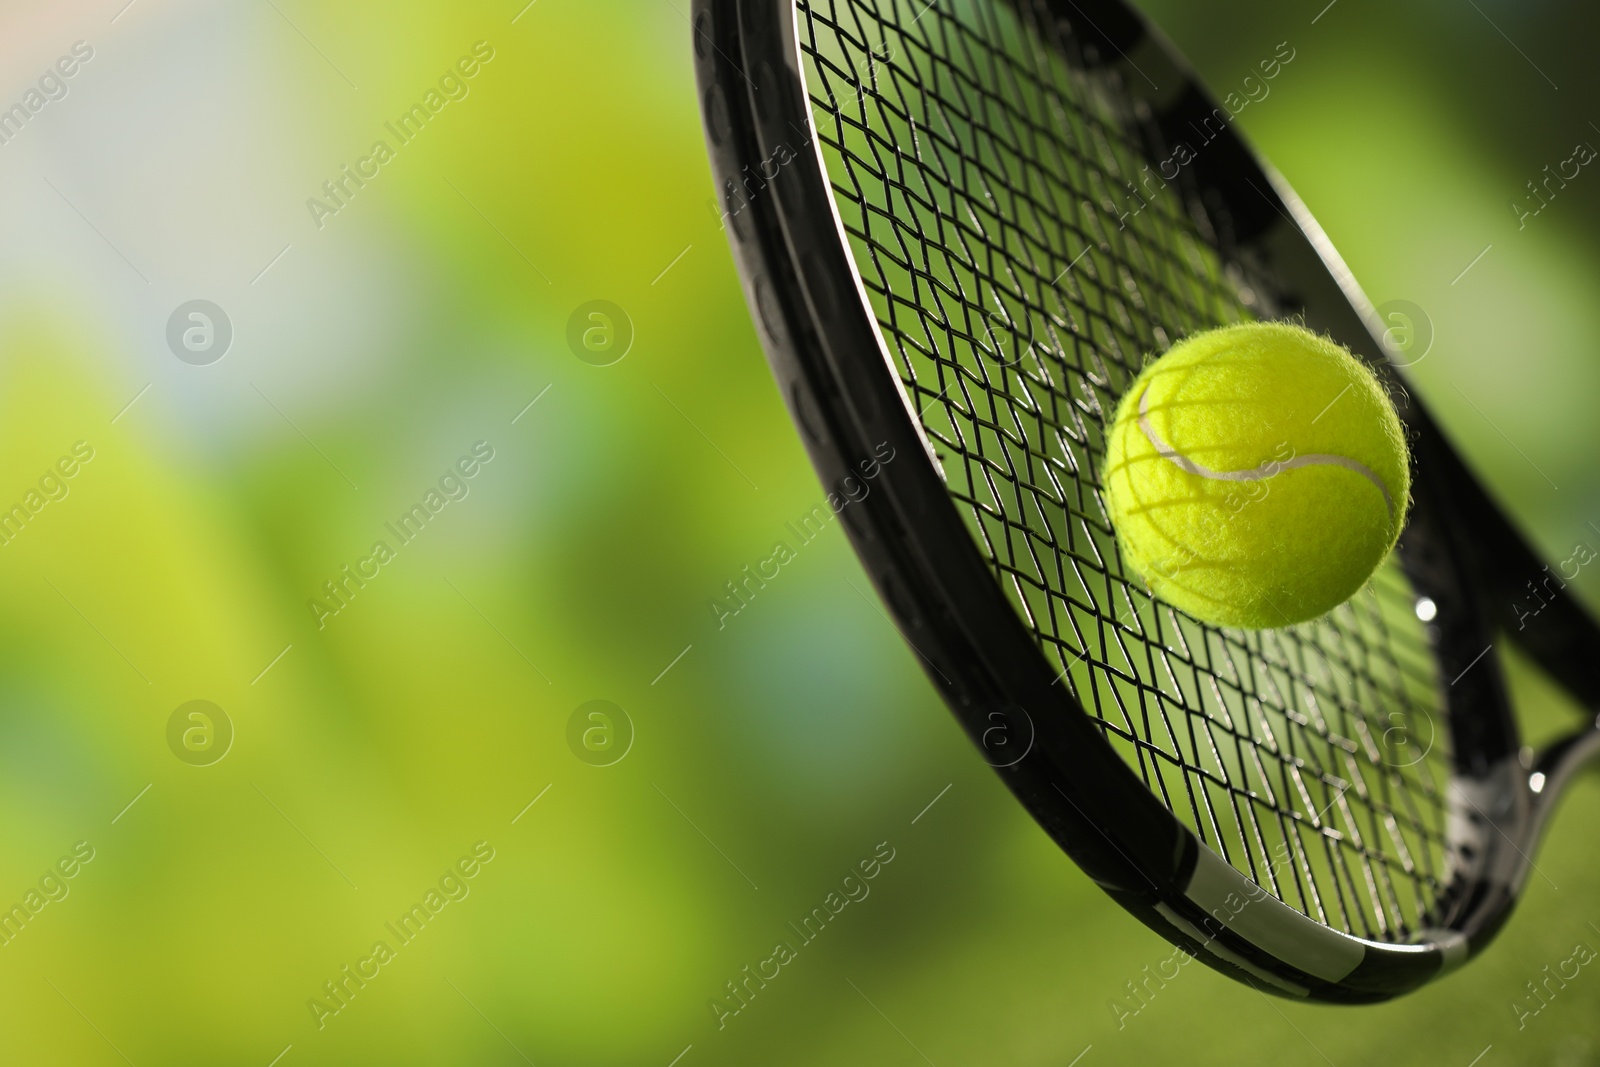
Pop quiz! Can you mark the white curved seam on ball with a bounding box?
[1136,387,1395,521]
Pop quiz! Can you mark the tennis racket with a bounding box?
[692,0,1600,1001]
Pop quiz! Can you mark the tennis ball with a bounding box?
[1103,322,1410,629]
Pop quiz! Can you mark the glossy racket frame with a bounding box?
[692,0,1600,1001]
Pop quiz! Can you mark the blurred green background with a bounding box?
[0,0,1598,1063]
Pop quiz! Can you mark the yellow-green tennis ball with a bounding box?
[1103,322,1411,629]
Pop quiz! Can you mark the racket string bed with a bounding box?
[796,0,1450,942]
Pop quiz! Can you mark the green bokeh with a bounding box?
[0,1,1596,1064]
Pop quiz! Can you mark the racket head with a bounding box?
[693,0,1599,1001]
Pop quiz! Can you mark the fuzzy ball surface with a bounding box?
[1103,322,1411,629]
